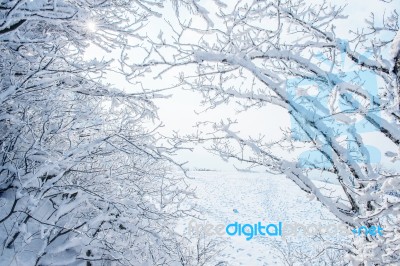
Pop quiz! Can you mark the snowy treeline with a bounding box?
[0,1,211,265]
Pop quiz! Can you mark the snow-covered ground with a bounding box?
[177,171,351,265]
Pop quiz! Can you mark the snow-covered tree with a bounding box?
[0,1,205,265]
[131,0,400,264]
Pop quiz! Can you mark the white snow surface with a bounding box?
[176,171,350,265]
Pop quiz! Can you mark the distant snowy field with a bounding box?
[177,171,351,265]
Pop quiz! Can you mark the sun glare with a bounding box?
[86,20,97,32]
